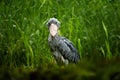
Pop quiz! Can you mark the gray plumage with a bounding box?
[47,18,80,64]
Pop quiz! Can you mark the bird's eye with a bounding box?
[48,23,51,26]
[55,21,57,24]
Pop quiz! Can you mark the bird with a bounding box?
[46,18,80,65]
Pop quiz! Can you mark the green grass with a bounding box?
[0,0,120,79]
[102,21,112,59]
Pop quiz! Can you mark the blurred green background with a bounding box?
[0,0,120,80]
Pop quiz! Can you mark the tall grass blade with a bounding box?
[78,38,82,59]
[102,21,112,59]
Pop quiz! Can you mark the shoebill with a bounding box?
[47,18,80,65]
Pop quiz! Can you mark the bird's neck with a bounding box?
[50,33,59,38]
[48,33,60,43]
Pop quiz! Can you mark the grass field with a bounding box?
[0,0,120,79]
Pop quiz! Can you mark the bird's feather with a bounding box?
[57,37,80,63]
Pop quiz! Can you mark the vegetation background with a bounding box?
[0,0,120,80]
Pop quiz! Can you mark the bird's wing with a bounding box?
[57,37,80,63]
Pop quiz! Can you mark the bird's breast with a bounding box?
[48,35,60,51]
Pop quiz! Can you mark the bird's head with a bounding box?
[47,18,60,37]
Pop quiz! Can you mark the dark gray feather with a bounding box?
[57,37,80,63]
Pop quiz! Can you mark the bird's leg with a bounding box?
[53,51,68,65]
[60,56,69,65]
[65,59,69,65]
[53,51,63,63]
